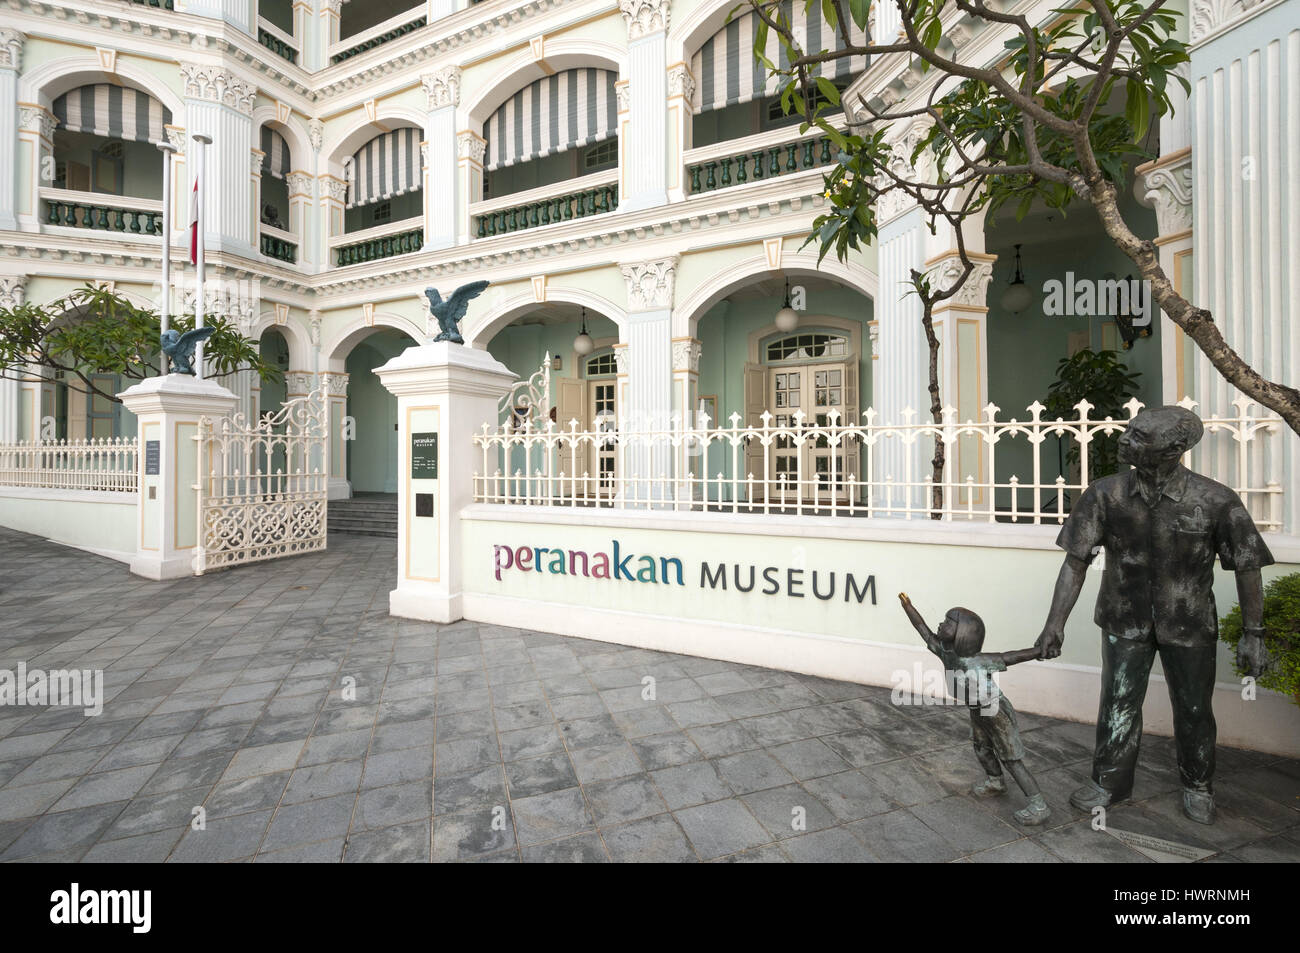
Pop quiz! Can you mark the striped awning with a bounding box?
[484,68,617,172]
[691,2,868,114]
[260,126,291,179]
[348,126,421,209]
[51,83,172,146]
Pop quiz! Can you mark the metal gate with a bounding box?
[195,389,328,574]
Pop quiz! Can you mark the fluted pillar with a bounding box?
[620,256,676,500]
[618,0,670,212]
[0,275,26,443]
[421,67,461,250]
[0,30,22,232]
[181,65,258,258]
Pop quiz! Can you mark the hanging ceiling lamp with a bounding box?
[774,277,799,332]
[572,307,594,356]
[1000,243,1033,315]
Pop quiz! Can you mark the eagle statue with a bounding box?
[160,326,216,376]
[424,281,490,345]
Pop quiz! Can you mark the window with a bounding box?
[582,139,617,172]
[370,201,391,225]
[585,352,617,378]
[92,142,124,195]
[765,332,849,364]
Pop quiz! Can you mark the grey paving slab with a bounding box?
[0,527,1292,863]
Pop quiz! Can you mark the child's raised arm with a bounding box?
[898,593,942,653]
[986,647,1041,667]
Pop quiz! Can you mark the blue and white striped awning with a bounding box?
[51,83,172,146]
[260,125,291,179]
[348,126,420,209]
[691,2,868,114]
[484,68,617,172]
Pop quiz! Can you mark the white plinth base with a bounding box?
[389,583,461,624]
[129,552,195,581]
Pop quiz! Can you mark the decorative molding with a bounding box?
[165,125,188,156]
[251,147,266,177]
[18,104,57,141]
[1190,0,1268,44]
[284,370,315,394]
[666,64,694,104]
[96,47,117,74]
[613,345,629,375]
[763,236,783,270]
[309,119,324,153]
[422,66,461,110]
[671,338,701,373]
[321,371,349,396]
[0,29,23,72]
[1137,152,1194,236]
[619,0,670,41]
[286,171,313,197]
[180,64,258,116]
[321,175,348,203]
[531,274,547,302]
[457,130,487,164]
[0,275,28,310]
[615,80,632,114]
[620,256,677,311]
[309,310,321,347]
[924,254,996,309]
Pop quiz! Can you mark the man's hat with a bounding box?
[1129,405,1205,454]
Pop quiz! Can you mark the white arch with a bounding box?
[323,313,423,365]
[667,0,746,69]
[251,312,314,370]
[465,288,628,349]
[250,106,313,175]
[324,105,428,172]
[673,249,879,335]
[21,56,186,124]
[464,45,627,127]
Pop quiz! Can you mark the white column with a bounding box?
[0,275,26,443]
[0,30,22,232]
[118,375,238,580]
[618,0,670,212]
[665,64,695,204]
[422,67,461,250]
[294,1,319,71]
[181,0,253,34]
[620,257,676,499]
[427,0,456,22]
[375,342,516,623]
[457,130,486,245]
[16,104,53,233]
[181,65,258,257]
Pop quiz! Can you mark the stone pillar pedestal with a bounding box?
[118,374,238,580]
[375,343,515,623]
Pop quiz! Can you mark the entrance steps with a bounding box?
[327,495,398,538]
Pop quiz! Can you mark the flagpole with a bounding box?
[192,134,211,381]
[157,141,176,375]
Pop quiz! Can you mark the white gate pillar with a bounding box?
[119,375,237,580]
[375,342,515,623]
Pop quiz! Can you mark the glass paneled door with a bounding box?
[768,364,851,503]
[590,380,617,497]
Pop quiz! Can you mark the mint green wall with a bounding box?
[53,131,163,199]
[345,329,413,493]
[984,180,1162,506]
[344,189,422,232]
[487,314,620,403]
[486,143,617,199]
[258,329,290,418]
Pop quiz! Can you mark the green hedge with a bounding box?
[1220,572,1300,703]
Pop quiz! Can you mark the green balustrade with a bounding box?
[331,16,428,65]
[473,183,618,238]
[260,233,298,263]
[45,198,161,235]
[685,135,839,196]
[334,227,424,267]
[258,29,298,65]
[130,0,175,8]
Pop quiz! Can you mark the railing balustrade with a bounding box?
[474,182,618,238]
[0,438,139,493]
[258,27,298,65]
[333,225,423,266]
[473,398,1285,530]
[42,189,162,236]
[330,12,427,65]
[260,230,299,263]
[687,135,836,196]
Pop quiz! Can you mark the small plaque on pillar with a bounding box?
[415,493,434,518]
[144,440,160,476]
[412,432,438,479]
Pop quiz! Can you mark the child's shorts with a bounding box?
[968,694,1025,763]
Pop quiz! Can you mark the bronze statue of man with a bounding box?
[1035,406,1271,824]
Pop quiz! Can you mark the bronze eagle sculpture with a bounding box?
[424,281,490,345]
[160,326,215,375]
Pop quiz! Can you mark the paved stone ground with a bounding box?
[0,526,1296,863]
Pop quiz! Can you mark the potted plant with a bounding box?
[1043,348,1142,481]
[1220,572,1300,707]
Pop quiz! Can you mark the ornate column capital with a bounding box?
[18,104,56,141]
[165,124,188,156]
[619,0,670,41]
[250,147,265,177]
[671,338,701,373]
[620,256,678,312]
[180,64,257,116]
[923,253,996,309]
[666,64,695,104]
[456,130,486,164]
[615,81,632,114]
[1190,0,1267,44]
[286,171,313,197]
[0,275,28,310]
[422,66,462,110]
[1136,151,1193,237]
[320,175,348,203]
[285,371,315,394]
[0,29,24,71]
[321,371,349,395]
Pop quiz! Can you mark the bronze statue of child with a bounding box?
[898,593,1051,826]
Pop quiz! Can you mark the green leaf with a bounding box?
[1125,79,1150,140]
[848,0,870,31]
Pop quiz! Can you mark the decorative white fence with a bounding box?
[195,390,328,573]
[0,438,138,492]
[473,397,1285,531]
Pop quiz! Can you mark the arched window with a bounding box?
[583,349,618,378]
[764,331,850,365]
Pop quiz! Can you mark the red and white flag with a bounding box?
[188,177,199,266]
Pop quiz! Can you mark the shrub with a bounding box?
[1219,572,1300,704]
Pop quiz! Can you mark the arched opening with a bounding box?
[46,83,170,234]
[682,0,865,196]
[340,327,419,495]
[692,272,874,503]
[256,123,298,263]
[257,327,291,421]
[334,124,424,266]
